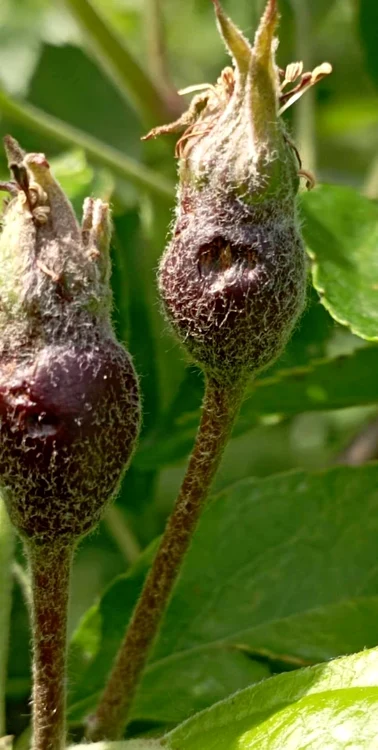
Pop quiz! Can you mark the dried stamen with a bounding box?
[279,62,332,114]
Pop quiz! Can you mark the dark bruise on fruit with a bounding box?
[0,342,139,543]
[160,188,306,382]
[0,136,141,545]
[144,0,331,383]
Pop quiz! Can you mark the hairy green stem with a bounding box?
[27,542,73,750]
[0,497,14,736]
[0,89,175,202]
[87,376,245,741]
[63,0,170,127]
[293,0,316,173]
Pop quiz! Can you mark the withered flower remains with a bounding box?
[144,0,331,384]
[0,137,140,545]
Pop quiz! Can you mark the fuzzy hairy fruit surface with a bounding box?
[160,189,306,382]
[147,0,331,383]
[0,341,139,543]
[0,137,140,545]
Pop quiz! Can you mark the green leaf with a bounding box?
[359,0,378,90]
[112,211,160,434]
[49,149,115,218]
[62,0,170,127]
[0,0,58,97]
[50,149,94,200]
[166,648,378,750]
[306,0,339,26]
[135,345,378,469]
[69,464,378,725]
[0,28,40,97]
[0,89,174,201]
[236,345,378,433]
[110,209,165,537]
[78,646,378,750]
[0,497,14,735]
[15,40,140,155]
[302,185,378,340]
[263,288,333,374]
[68,742,162,750]
[0,0,79,97]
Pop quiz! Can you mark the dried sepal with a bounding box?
[211,0,253,76]
[143,0,331,191]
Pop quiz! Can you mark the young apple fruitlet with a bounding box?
[0,136,140,546]
[144,0,331,385]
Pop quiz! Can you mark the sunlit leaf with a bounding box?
[302,185,378,340]
[166,648,378,750]
[68,742,162,750]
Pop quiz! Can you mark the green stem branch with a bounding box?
[27,542,73,750]
[104,506,141,566]
[87,376,245,741]
[0,497,14,736]
[144,0,182,118]
[0,89,175,202]
[63,0,170,127]
[364,154,378,199]
[293,0,316,173]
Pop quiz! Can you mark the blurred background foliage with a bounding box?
[1,0,378,742]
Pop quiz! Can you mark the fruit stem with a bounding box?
[27,541,73,750]
[87,375,245,741]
